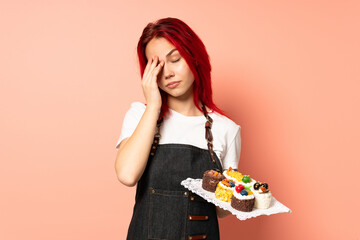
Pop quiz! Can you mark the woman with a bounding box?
[115,17,241,240]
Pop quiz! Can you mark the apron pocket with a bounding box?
[148,187,188,240]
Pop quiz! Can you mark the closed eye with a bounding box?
[171,58,180,63]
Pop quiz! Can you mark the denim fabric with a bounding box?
[126,144,223,240]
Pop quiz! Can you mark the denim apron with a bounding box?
[126,108,223,240]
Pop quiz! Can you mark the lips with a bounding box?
[166,81,181,89]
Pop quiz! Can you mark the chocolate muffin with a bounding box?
[202,169,225,192]
[231,189,255,212]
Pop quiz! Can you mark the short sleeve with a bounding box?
[115,102,146,150]
[222,126,241,170]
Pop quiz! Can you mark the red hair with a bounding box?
[137,17,226,119]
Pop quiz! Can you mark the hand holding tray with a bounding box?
[181,178,291,221]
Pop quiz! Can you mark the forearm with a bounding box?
[115,106,160,186]
[216,206,232,218]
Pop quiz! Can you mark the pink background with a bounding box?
[1,0,359,239]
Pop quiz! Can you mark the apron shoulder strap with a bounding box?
[149,104,217,166]
[149,115,163,157]
[201,104,217,164]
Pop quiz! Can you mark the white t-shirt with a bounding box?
[115,102,241,170]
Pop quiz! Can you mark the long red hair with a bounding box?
[137,17,226,118]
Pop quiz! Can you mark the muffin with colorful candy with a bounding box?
[239,174,256,188]
[202,169,225,192]
[252,182,272,209]
[231,184,255,212]
[214,179,236,202]
[223,167,243,185]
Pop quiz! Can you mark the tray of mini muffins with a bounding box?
[181,167,291,220]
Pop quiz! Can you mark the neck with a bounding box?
[167,91,205,117]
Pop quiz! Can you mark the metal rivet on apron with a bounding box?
[184,192,188,197]
[190,196,194,201]
[151,189,155,194]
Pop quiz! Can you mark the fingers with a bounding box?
[151,59,164,80]
[144,56,164,83]
[143,56,153,80]
[149,56,160,79]
[141,56,164,109]
[143,56,158,82]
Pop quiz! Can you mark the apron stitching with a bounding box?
[184,193,189,240]
[158,146,210,152]
[148,191,151,239]
[152,193,188,197]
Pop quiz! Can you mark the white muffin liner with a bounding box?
[181,178,291,221]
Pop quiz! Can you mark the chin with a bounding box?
[161,85,193,99]
[166,91,185,98]
[160,87,179,95]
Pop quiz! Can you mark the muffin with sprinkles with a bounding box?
[214,179,236,202]
[239,174,256,188]
[231,184,255,212]
[223,167,243,185]
[202,169,225,192]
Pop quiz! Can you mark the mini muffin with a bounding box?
[202,169,225,192]
[239,174,256,188]
[214,179,236,202]
[231,184,255,212]
[223,167,243,185]
[252,182,272,209]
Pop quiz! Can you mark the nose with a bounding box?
[161,62,175,80]
[165,72,175,80]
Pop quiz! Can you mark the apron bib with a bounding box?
[126,105,222,240]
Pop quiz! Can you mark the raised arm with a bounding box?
[115,106,159,186]
[115,56,164,187]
